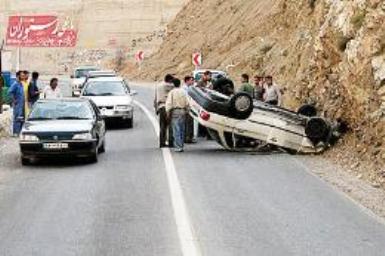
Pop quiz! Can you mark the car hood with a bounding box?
[22,120,94,133]
[82,96,133,106]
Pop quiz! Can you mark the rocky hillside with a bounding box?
[133,0,385,187]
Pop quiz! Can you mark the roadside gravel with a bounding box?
[297,155,385,220]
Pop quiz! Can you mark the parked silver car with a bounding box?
[80,77,136,128]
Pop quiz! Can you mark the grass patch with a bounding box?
[259,43,274,54]
[351,9,367,30]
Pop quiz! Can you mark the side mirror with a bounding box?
[130,90,138,96]
[70,75,74,79]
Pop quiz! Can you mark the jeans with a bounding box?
[185,113,194,142]
[171,109,186,150]
[13,114,23,135]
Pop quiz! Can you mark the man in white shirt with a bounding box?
[43,78,62,99]
[166,78,189,152]
[263,76,282,106]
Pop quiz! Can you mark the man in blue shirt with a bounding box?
[8,71,25,135]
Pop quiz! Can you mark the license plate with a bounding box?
[43,143,69,150]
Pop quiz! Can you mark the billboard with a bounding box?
[6,15,77,47]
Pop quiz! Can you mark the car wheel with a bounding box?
[229,93,254,120]
[127,117,133,129]
[98,139,106,153]
[89,149,98,163]
[298,104,317,117]
[21,157,31,166]
[305,117,330,144]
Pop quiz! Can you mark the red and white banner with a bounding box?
[6,16,77,47]
[192,52,202,67]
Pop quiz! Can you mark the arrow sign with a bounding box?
[192,52,202,67]
[135,50,144,63]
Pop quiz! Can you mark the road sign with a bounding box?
[192,52,202,67]
[135,50,144,63]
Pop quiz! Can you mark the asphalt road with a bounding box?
[0,81,385,256]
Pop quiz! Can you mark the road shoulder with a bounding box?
[297,155,385,220]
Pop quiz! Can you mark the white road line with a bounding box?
[134,100,202,256]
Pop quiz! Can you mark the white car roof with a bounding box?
[75,66,99,70]
[86,76,125,82]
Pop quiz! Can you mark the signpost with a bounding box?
[192,52,202,69]
[135,50,144,63]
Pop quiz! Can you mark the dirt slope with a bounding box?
[131,0,385,188]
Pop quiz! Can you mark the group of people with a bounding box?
[8,70,62,135]
[238,74,282,106]
[154,74,194,152]
[154,71,283,152]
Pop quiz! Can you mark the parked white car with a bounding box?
[71,66,99,97]
[187,87,344,153]
[80,77,136,128]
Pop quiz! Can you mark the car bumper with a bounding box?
[101,110,133,119]
[20,140,97,158]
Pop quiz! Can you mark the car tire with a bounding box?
[127,117,133,129]
[98,139,106,153]
[88,149,98,163]
[298,104,317,117]
[229,93,254,120]
[305,117,330,144]
[21,157,31,166]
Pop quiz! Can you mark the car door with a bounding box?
[89,101,106,144]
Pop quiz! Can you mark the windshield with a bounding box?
[75,68,98,78]
[29,101,94,120]
[83,81,128,96]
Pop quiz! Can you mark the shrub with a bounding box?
[308,0,317,10]
[351,10,367,30]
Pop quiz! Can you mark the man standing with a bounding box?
[196,70,212,89]
[43,78,62,99]
[238,74,254,96]
[183,76,196,143]
[166,78,189,152]
[154,74,174,148]
[21,71,30,116]
[253,75,265,101]
[8,71,25,136]
[264,75,282,106]
[28,72,40,107]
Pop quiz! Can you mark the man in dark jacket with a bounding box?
[154,74,175,147]
[28,71,40,107]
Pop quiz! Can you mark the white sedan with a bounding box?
[187,87,344,153]
[80,77,136,128]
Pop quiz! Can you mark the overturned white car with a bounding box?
[187,87,344,154]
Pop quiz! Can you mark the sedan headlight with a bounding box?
[20,134,39,142]
[115,105,132,111]
[72,133,93,140]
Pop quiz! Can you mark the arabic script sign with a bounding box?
[6,16,77,47]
